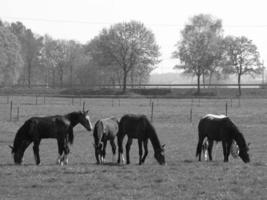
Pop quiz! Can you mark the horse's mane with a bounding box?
[226,118,247,150]
[142,115,162,151]
[13,119,33,152]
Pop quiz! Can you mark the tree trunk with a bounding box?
[27,61,31,88]
[70,64,73,88]
[122,69,128,93]
[238,73,242,96]
[197,74,201,95]
[130,70,134,88]
[196,66,201,95]
[52,68,55,88]
[58,65,63,88]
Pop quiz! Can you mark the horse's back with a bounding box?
[100,117,119,137]
[198,115,230,141]
[94,117,118,141]
[27,115,71,139]
[119,114,148,139]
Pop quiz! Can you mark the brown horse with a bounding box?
[93,117,119,164]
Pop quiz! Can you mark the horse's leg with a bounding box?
[56,138,64,165]
[138,139,143,165]
[207,139,214,161]
[117,133,125,164]
[110,139,116,163]
[63,140,70,165]
[125,138,133,164]
[94,145,100,164]
[222,141,228,162]
[33,139,41,165]
[141,139,148,164]
[102,140,107,163]
[225,141,231,162]
[196,136,205,161]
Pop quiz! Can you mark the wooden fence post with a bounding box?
[150,101,154,123]
[10,101,13,121]
[225,102,228,116]
[82,101,85,111]
[189,108,193,123]
[16,106,20,121]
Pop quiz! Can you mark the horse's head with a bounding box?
[154,144,166,165]
[238,143,250,163]
[79,110,93,131]
[9,140,29,165]
[9,145,22,164]
[94,142,103,155]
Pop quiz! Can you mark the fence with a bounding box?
[4,83,267,89]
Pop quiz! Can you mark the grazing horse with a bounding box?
[117,114,165,165]
[10,111,92,165]
[196,114,250,163]
[93,117,119,164]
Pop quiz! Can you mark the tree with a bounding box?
[223,36,262,96]
[0,25,23,85]
[10,22,43,87]
[173,14,224,94]
[62,40,83,87]
[87,21,160,93]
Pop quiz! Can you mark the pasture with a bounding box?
[0,96,266,200]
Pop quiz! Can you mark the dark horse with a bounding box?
[196,114,250,163]
[93,117,119,164]
[117,114,165,165]
[10,111,92,165]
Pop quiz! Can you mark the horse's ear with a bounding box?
[9,145,14,150]
[247,142,251,150]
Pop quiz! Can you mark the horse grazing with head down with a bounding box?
[117,114,166,165]
[196,114,250,163]
[93,117,119,164]
[10,111,92,165]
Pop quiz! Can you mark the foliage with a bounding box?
[223,36,262,96]
[0,25,23,85]
[10,21,43,87]
[86,21,160,92]
[173,14,224,94]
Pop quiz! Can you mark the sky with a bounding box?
[1,0,267,74]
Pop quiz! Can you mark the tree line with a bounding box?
[0,14,263,95]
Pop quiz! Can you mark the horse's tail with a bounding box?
[196,118,205,158]
[68,129,74,145]
[93,120,101,145]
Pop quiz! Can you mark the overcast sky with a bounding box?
[1,0,267,74]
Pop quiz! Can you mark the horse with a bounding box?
[196,114,250,163]
[10,110,93,165]
[117,114,165,165]
[93,117,119,164]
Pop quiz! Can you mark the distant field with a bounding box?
[0,96,266,200]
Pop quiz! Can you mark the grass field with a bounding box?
[0,96,266,200]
